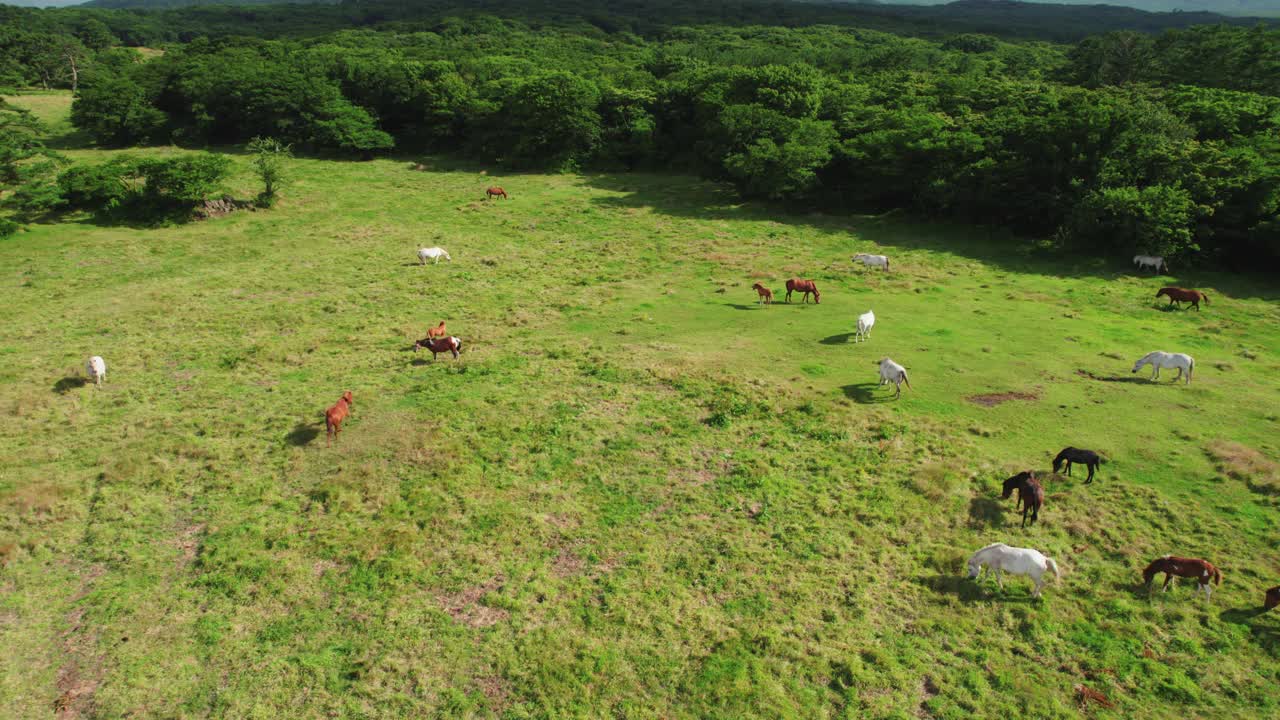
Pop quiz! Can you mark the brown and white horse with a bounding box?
[1142,556,1221,601]
[785,279,820,304]
[485,186,508,200]
[1156,287,1209,311]
[325,391,353,446]
[415,336,462,360]
[751,283,773,305]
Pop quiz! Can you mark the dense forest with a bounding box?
[2,0,1278,266]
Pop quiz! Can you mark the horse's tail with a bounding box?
[1201,291,1209,305]
[1046,558,1060,581]
[901,370,911,389]
[1213,567,1222,586]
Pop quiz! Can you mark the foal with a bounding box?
[751,283,773,305]
[427,321,448,340]
[1142,556,1221,601]
[1001,471,1044,527]
[325,391,353,446]
[1053,447,1102,483]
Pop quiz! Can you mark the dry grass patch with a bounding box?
[1205,441,1279,495]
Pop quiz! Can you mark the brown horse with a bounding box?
[1156,287,1209,311]
[1001,471,1044,527]
[415,335,462,360]
[751,283,773,305]
[1142,556,1221,601]
[1266,585,1280,611]
[427,321,447,340]
[485,186,508,200]
[785,279,820,304]
[325,391,353,446]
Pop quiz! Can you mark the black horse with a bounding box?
[1053,447,1102,483]
[1001,471,1044,528]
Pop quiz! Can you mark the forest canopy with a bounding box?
[1,0,1278,266]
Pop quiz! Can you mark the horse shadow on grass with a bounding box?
[820,332,856,345]
[722,303,764,311]
[1221,607,1279,653]
[286,423,321,447]
[967,497,1006,530]
[1075,369,1154,385]
[841,382,894,404]
[918,575,1040,604]
[53,376,88,394]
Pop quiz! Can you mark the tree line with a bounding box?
[1,2,1277,266]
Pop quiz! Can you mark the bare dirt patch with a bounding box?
[966,391,1039,407]
[174,522,206,569]
[1205,441,1279,495]
[916,675,940,717]
[475,674,511,712]
[437,576,509,628]
[55,565,105,720]
[550,550,586,579]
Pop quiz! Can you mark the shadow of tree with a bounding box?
[841,382,894,404]
[286,423,321,447]
[967,497,1006,530]
[53,376,88,394]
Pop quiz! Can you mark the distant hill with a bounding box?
[78,0,337,6]
[873,0,1280,18]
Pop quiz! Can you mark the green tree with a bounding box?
[246,136,292,207]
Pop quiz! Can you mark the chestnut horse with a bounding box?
[1156,287,1209,311]
[427,321,447,340]
[1001,471,1044,527]
[751,283,773,305]
[325,391,353,446]
[1266,585,1280,611]
[785,279,820,304]
[1142,555,1221,601]
[485,186,508,200]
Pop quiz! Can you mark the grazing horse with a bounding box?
[1265,586,1280,611]
[1001,471,1044,527]
[415,335,462,360]
[1132,351,1194,384]
[1156,287,1209,311]
[485,186,508,200]
[785,278,820,304]
[418,247,452,264]
[325,391,353,446]
[878,357,910,398]
[1053,447,1102,483]
[427,321,448,340]
[852,253,890,271]
[855,310,875,343]
[967,543,1059,598]
[1143,556,1221,601]
[1133,255,1168,273]
[751,283,773,305]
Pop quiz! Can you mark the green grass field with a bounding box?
[3,93,1279,719]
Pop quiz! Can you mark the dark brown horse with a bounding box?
[1266,585,1280,611]
[1156,287,1209,311]
[325,391,353,446]
[1142,556,1221,601]
[751,283,773,305]
[1053,447,1102,483]
[785,279,820,304]
[485,186,508,200]
[1001,471,1044,527]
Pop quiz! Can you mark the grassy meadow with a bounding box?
[2,92,1279,719]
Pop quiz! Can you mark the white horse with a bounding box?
[85,356,106,388]
[1132,351,1194,384]
[878,357,910,398]
[1133,255,1167,273]
[967,542,1059,598]
[853,253,890,271]
[855,310,875,343]
[417,247,452,264]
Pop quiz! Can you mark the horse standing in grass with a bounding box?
[418,247,452,264]
[1132,351,1194,384]
[1265,586,1280,611]
[1134,255,1168,273]
[1156,287,1209,311]
[855,310,875,343]
[878,357,910,398]
[852,253,890,271]
[1053,447,1102,483]
[485,186,508,200]
[751,283,773,305]
[967,543,1059,598]
[1143,556,1221,601]
[325,391,353,446]
[427,321,448,340]
[785,278,820,304]
[415,336,462,360]
[1001,471,1044,527]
